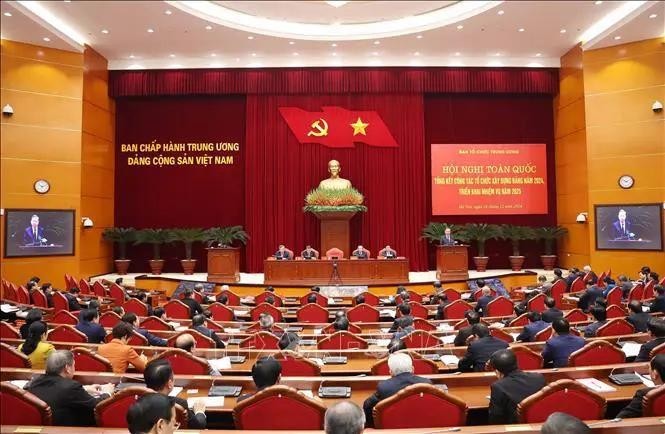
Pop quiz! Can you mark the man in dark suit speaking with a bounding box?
[440,227,456,245]
[23,214,47,246]
[612,209,634,240]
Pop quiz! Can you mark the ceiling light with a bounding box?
[454,52,461,56]
[614,35,621,40]
[165,9,172,15]
[372,51,379,56]
[580,1,647,45]
[101,29,109,34]
[416,34,423,39]
[3,12,12,17]
[518,28,525,32]
[169,64,183,68]
[247,35,254,39]
[331,43,337,47]
[210,53,217,57]
[457,25,464,29]
[497,10,504,15]
[292,52,299,56]
[16,0,87,46]
[331,52,337,56]
[129,54,135,59]
[535,52,542,57]
[127,64,144,70]
[147,28,154,33]
[289,41,295,45]
[527,62,544,67]
[374,40,380,45]
[594,1,603,4]
[487,60,503,67]
[169,54,176,58]
[205,25,212,30]
[251,52,257,57]
[495,52,501,56]
[560,29,567,33]
[413,51,420,56]
[325,1,348,7]
[649,14,657,18]
[43,37,51,42]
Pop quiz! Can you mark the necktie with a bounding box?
[621,223,625,234]
[34,228,37,240]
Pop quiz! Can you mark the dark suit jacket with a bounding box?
[454,325,474,347]
[627,312,651,333]
[23,226,46,245]
[612,220,633,239]
[489,371,546,424]
[363,372,432,426]
[577,286,603,312]
[181,298,203,318]
[136,327,167,347]
[542,308,564,323]
[541,334,586,367]
[584,320,607,337]
[352,250,368,259]
[75,321,106,343]
[26,374,108,426]
[174,396,206,429]
[516,320,549,342]
[459,336,509,372]
[475,296,494,317]
[193,325,226,348]
[636,337,665,362]
[274,250,291,260]
[440,235,456,246]
[301,249,316,259]
[617,387,653,418]
[64,293,82,311]
[388,315,413,333]
[650,295,665,314]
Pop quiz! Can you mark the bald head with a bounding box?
[175,333,195,352]
[325,401,365,434]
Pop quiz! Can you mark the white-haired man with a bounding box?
[362,352,432,426]
[325,401,365,434]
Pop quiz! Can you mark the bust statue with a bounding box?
[318,159,352,190]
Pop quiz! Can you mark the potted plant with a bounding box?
[498,225,536,271]
[134,228,174,275]
[420,222,464,244]
[206,225,250,248]
[205,226,249,282]
[535,226,569,270]
[457,223,500,272]
[171,228,208,275]
[102,227,136,275]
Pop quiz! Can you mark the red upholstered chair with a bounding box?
[167,329,215,349]
[564,309,588,323]
[100,311,122,328]
[123,298,149,316]
[92,281,107,298]
[233,385,326,430]
[486,297,514,317]
[273,350,322,376]
[517,379,606,423]
[318,331,368,350]
[605,287,622,307]
[650,342,665,359]
[643,280,656,300]
[239,331,280,350]
[443,300,473,320]
[255,291,283,307]
[370,351,439,375]
[568,340,625,367]
[321,322,362,334]
[628,283,645,303]
[534,326,553,342]
[550,280,567,308]
[490,327,514,344]
[454,318,470,330]
[205,318,225,332]
[72,347,113,372]
[660,276,665,286]
[3,283,18,301]
[108,283,125,306]
[153,348,211,375]
[250,302,284,322]
[402,330,441,348]
[0,342,31,368]
[347,303,380,322]
[218,289,241,306]
[605,304,625,319]
[208,302,235,321]
[0,381,52,425]
[643,385,665,416]
[570,277,585,293]
[413,317,437,331]
[52,291,71,312]
[324,248,344,259]
[127,331,149,346]
[596,272,607,288]
[52,310,79,326]
[509,313,530,327]
[406,291,424,303]
[178,290,204,304]
[353,291,379,306]
[164,299,191,320]
[31,289,49,308]
[527,293,547,313]
[78,279,91,295]
[300,292,328,306]
[373,383,467,429]
[64,274,77,290]
[491,345,543,370]
[597,318,635,337]
[17,286,30,304]
[443,288,461,301]
[297,303,329,323]
[397,301,428,319]
[0,321,21,339]
[245,322,285,334]
[139,316,174,331]
[473,288,496,301]
[49,324,88,343]
[94,386,153,427]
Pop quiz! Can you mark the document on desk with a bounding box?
[380,327,391,333]
[440,355,459,366]
[167,321,180,328]
[440,335,456,345]
[576,378,616,393]
[380,309,395,318]
[437,323,454,332]
[567,296,580,302]
[175,326,189,332]
[224,327,240,334]
[461,293,472,300]
[374,339,392,347]
[298,390,315,398]
[620,341,641,358]
[510,333,520,340]
[639,373,656,388]
[489,322,505,329]
[10,380,29,389]
[208,357,232,371]
[233,310,249,316]
[188,396,225,408]
[0,304,19,313]
[168,386,183,397]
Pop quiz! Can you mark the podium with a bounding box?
[436,245,469,282]
[312,211,357,257]
[206,247,240,282]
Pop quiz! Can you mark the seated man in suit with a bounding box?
[615,275,634,299]
[542,297,564,323]
[541,318,586,368]
[75,308,106,344]
[535,274,553,294]
[576,278,603,312]
[64,287,83,311]
[583,306,607,338]
[488,349,546,424]
[379,245,397,259]
[626,300,651,333]
[541,413,591,434]
[648,285,665,314]
[237,358,282,402]
[122,312,167,347]
[127,393,178,434]
[174,333,221,376]
[515,311,549,342]
[301,245,318,260]
[333,316,350,332]
[191,314,225,348]
[392,316,415,341]
[388,303,412,333]
[134,291,153,316]
[26,350,114,427]
[144,359,206,429]
[636,318,665,362]
[180,288,203,318]
[564,267,580,290]
[278,332,300,351]
[617,354,665,418]
[458,324,509,372]
[474,287,495,317]
[274,244,292,260]
[454,311,481,347]
[433,294,449,320]
[97,321,148,373]
[351,244,369,259]
[440,227,456,245]
[363,352,432,426]
[258,313,283,337]
[325,402,365,434]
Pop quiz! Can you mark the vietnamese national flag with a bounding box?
[279,106,398,148]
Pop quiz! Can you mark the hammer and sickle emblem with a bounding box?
[307,118,329,137]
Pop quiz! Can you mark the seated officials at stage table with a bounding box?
[542,297,563,323]
[378,245,397,259]
[192,314,225,348]
[626,300,651,332]
[636,318,665,362]
[301,245,318,259]
[516,311,549,342]
[122,312,167,346]
[488,349,546,424]
[617,354,665,418]
[26,350,114,427]
[75,308,106,343]
[127,393,179,434]
[541,318,585,368]
[274,244,292,260]
[363,352,432,426]
[440,227,456,245]
[173,333,221,376]
[181,287,203,318]
[144,359,207,429]
[98,321,148,373]
[325,401,365,434]
[19,321,55,370]
[454,311,481,347]
[352,244,369,259]
[459,324,509,372]
[237,357,282,402]
[583,306,607,338]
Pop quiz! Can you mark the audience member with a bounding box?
[636,318,665,362]
[39,283,54,307]
[583,306,607,337]
[542,297,563,323]
[75,308,107,343]
[577,278,602,312]
[180,288,203,318]
[278,332,300,351]
[388,304,412,333]
[392,316,415,340]
[86,299,101,313]
[191,314,225,348]
[488,349,546,424]
[616,275,633,299]
[127,393,178,434]
[473,279,490,297]
[649,285,665,314]
[306,293,318,304]
[173,333,221,375]
[475,287,494,317]
[64,287,83,311]
[458,324,509,372]
[112,305,125,317]
[362,352,432,426]
[18,321,54,370]
[135,291,154,316]
[541,412,590,434]
[19,308,43,339]
[454,311,481,347]
[516,311,549,342]
[97,321,148,373]
[617,354,665,418]
[26,350,114,426]
[541,318,585,367]
[122,312,167,346]
[334,316,350,332]
[355,294,366,305]
[153,306,167,320]
[564,268,580,289]
[626,300,650,332]
[536,274,553,294]
[237,358,282,402]
[551,269,565,285]
[325,401,365,434]
[433,294,449,320]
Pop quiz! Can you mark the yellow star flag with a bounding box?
[350,117,369,136]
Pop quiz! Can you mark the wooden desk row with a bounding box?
[263,259,410,285]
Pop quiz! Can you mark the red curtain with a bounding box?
[244,94,428,272]
[109,67,558,97]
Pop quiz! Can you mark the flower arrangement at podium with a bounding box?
[303,159,366,213]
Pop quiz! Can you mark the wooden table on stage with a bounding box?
[263,258,409,285]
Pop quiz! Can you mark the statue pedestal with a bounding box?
[313,211,357,257]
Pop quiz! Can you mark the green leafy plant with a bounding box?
[102,227,136,260]
[421,222,464,244]
[535,226,569,255]
[206,226,249,248]
[498,224,536,256]
[457,223,500,257]
[133,228,175,260]
[303,187,367,213]
[171,228,208,260]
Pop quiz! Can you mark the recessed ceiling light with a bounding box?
[536,52,542,57]
[413,51,420,56]
[165,9,172,15]
[374,40,380,45]
[649,14,657,18]
[251,52,257,57]
[497,10,504,15]
[518,28,525,32]
[289,41,295,45]
[205,25,212,30]
[560,29,566,34]
[127,64,144,70]
[331,52,337,56]
[416,34,423,39]
[247,35,254,40]
[43,37,51,42]
[495,52,501,56]
[325,1,348,7]
[527,62,544,67]
[147,28,154,33]
[292,52,299,56]
[454,52,461,56]
[331,43,338,47]
[169,54,176,58]
[101,29,109,34]
[211,53,217,57]
[3,12,12,17]
[487,60,503,67]
[614,35,621,40]
[594,1,603,4]
[372,51,379,56]
[129,54,135,59]
[457,25,464,30]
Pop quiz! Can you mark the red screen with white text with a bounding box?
[431,143,548,215]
